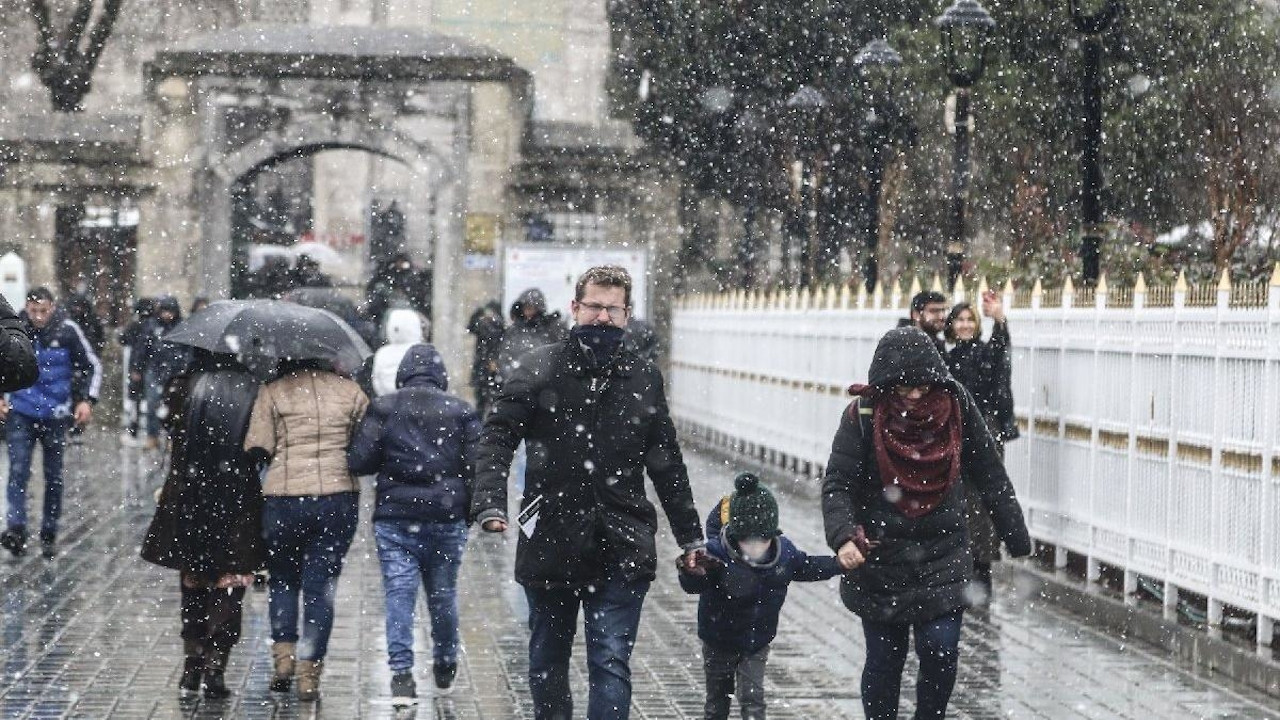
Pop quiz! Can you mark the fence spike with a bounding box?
[908,275,922,297]
[1032,277,1043,296]
[1063,274,1076,295]
[1217,267,1232,292]
[1174,270,1188,294]
[839,283,851,309]
[890,277,904,309]
[930,273,943,293]
[1002,277,1015,295]
[1271,262,1280,288]
[978,276,990,296]
[827,284,839,310]
[787,287,799,310]
[1134,273,1147,295]
[872,280,885,309]
[1096,273,1109,295]
[953,274,967,304]
[856,283,868,309]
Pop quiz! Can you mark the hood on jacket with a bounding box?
[514,288,548,319]
[155,295,182,321]
[397,343,448,391]
[868,327,953,390]
[383,308,426,345]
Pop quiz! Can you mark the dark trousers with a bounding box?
[5,413,70,538]
[703,641,769,720]
[523,574,650,720]
[180,581,246,670]
[262,493,359,662]
[860,609,964,720]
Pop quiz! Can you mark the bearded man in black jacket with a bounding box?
[472,265,705,720]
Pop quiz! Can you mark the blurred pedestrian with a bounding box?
[292,254,333,289]
[370,309,428,398]
[473,266,706,720]
[62,288,105,356]
[465,301,504,416]
[821,327,1031,720]
[945,292,1019,604]
[141,349,263,701]
[0,287,101,559]
[119,297,155,446]
[349,344,480,708]
[495,288,567,387]
[0,291,38,393]
[366,252,431,326]
[132,296,187,451]
[679,472,846,720]
[244,358,368,702]
[189,296,210,315]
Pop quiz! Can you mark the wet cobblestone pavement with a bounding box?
[0,431,1277,718]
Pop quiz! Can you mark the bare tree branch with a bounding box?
[62,0,96,59]
[27,0,54,58]
[81,0,125,69]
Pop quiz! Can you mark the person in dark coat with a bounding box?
[945,293,1019,604]
[0,292,38,393]
[472,265,706,720]
[821,327,1031,720]
[621,317,659,363]
[141,349,263,700]
[348,343,481,708]
[62,290,105,356]
[132,296,189,450]
[466,301,504,417]
[495,288,568,388]
[120,297,155,445]
[679,472,844,720]
[366,252,431,326]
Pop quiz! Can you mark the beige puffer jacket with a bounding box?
[244,370,369,497]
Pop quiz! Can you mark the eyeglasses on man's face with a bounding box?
[577,302,629,323]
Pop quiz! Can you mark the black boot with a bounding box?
[178,657,203,699]
[0,527,27,557]
[203,669,231,699]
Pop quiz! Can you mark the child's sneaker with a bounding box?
[432,662,457,693]
[390,672,417,707]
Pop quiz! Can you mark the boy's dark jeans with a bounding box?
[860,609,964,720]
[523,572,649,720]
[702,641,769,720]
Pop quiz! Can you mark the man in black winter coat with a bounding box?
[472,265,706,720]
[0,293,38,392]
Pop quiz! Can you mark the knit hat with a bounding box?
[727,472,780,539]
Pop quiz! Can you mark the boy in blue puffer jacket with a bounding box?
[348,343,480,709]
[679,472,847,720]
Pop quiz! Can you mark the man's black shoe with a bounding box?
[203,669,231,699]
[178,657,202,699]
[0,528,26,557]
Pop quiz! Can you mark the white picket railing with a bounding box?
[670,274,1280,648]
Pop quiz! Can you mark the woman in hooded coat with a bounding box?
[141,349,263,701]
[944,293,1019,601]
[821,327,1031,720]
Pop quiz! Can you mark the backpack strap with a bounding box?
[846,396,873,439]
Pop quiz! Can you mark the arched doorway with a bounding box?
[226,144,422,310]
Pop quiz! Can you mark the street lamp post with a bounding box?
[854,38,906,293]
[1070,0,1121,287]
[786,85,827,288]
[936,0,995,290]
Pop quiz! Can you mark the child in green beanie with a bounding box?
[678,472,851,719]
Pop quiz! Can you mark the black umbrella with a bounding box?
[165,300,371,375]
[282,287,380,348]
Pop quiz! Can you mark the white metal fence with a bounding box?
[670,274,1280,648]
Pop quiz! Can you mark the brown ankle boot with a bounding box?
[296,659,323,701]
[270,642,295,693]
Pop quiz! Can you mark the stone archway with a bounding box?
[142,24,531,368]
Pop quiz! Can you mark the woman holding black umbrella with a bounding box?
[244,356,368,702]
[141,349,263,701]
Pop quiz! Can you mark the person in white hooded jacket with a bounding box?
[370,309,428,397]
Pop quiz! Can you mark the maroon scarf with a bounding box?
[849,384,962,518]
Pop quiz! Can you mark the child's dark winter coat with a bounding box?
[679,501,842,653]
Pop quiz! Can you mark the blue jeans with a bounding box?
[262,493,359,662]
[524,574,650,720]
[143,368,166,440]
[860,609,965,720]
[5,413,70,538]
[374,519,468,672]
